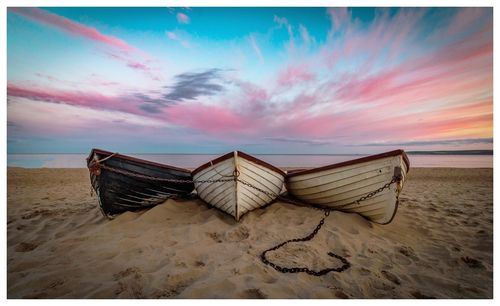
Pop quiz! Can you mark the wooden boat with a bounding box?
[192,151,286,221]
[87,148,194,218]
[285,150,410,224]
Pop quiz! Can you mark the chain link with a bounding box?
[237,179,281,198]
[260,209,351,276]
[93,162,286,197]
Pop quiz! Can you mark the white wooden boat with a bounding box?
[286,150,410,224]
[192,151,286,221]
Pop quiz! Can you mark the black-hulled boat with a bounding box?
[87,148,194,218]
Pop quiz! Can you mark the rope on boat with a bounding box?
[88,153,402,276]
[210,160,240,178]
[95,152,118,164]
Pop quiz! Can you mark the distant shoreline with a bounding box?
[406,150,493,155]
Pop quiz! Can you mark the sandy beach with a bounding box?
[7,167,493,298]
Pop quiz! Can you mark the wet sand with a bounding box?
[7,167,493,298]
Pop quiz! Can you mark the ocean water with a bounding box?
[7,153,493,169]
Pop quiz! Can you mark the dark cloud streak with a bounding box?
[132,68,228,113]
[164,68,225,102]
[264,137,333,146]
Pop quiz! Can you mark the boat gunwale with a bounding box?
[286,149,410,179]
[192,151,286,176]
[86,148,192,174]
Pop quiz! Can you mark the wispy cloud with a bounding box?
[165,30,191,48]
[249,34,264,63]
[277,64,315,87]
[326,7,350,32]
[165,103,245,134]
[299,24,311,45]
[8,98,167,136]
[273,15,294,50]
[9,7,136,52]
[176,12,190,24]
[6,83,173,118]
[10,7,159,80]
[264,137,332,146]
[102,50,161,80]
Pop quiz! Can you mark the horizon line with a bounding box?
[6,150,494,156]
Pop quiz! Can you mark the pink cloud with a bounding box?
[446,8,489,37]
[34,72,122,92]
[330,20,492,108]
[376,114,492,141]
[277,64,315,87]
[327,8,350,31]
[10,7,136,53]
[324,8,427,71]
[327,97,493,144]
[165,31,190,48]
[236,81,269,114]
[10,7,160,80]
[177,13,190,24]
[165,103,245,134]
[166,31,177,40]
[272,112,336,138]
[7,84,148,116]
[8,99,166,137]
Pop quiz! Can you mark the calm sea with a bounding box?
[7,153,493,168]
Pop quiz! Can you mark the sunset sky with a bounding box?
[7,7,493,154]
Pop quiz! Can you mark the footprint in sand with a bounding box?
[207,232,223,243]
[461,256,485,269]
[411,291,436,299]
[398,245,419,261]
[334,290,349,299]
[381,270,401,285]
[22,279,65,298]
[16,224,27,231]
[393,254,412,266]
[113,267,144,298]
[358,267,371,276]
[225,226,250,242]
[15,242,38,252]
[238,288,266,299]
[113,267,142,280]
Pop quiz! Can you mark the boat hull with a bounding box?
[286,150,409,224]
[192,151,286,220]
[87,149,194,218]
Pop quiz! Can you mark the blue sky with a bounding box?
[7,7,493,154]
